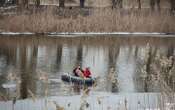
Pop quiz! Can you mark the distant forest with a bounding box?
[0,0,175,12]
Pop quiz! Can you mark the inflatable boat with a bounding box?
[61,73,96,86]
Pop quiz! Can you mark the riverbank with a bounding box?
[0,93,164,110]
[0,32,175,38]
[0,7,175,33]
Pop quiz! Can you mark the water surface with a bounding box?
[0,35,174,99]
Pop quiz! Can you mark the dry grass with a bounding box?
[0,8,175,33]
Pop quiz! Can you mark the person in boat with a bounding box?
[83,67,92,78]
[73,66,84,78]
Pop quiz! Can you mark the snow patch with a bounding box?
[2,83,16,89]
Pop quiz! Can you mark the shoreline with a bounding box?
[0,32,175,37]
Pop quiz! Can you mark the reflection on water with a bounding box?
[0,36,175,99]
[117,47,136,92]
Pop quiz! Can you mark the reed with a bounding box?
[0,8,175,33]
[140,43,175,110]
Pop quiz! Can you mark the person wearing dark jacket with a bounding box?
[73,66,84,78]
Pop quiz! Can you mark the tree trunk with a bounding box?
[144,47,153,92]
[0,0,5,7]
[146,47,152,75]
[80,0,85,8]
[23,0,29,8]
[16,0,19,5]
[59,0,65,8]
[56,44,62,70]
[150,0,160,12]
[35,0,40,7]
[18,0,29,9]
[20,45,28,99]
[137,0,141,10]
[12,0,17,4]
[150,0,155,11]
[170,0,175,12]
[112,0,123,9]
[112,0,117,9]
[167,45,174,58]
[76,46,83,65]
[156,0,160,12]
[117,0,123,8]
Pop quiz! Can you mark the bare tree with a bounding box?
[170,0,175,13]
[12,0,16,4]
[111,0,122,9]
[150,0,160,12]
[150,0,155,11]
[117,0,123,8]
[0,0,5,7]
[59,0,65,8]
[80,0,85,8]
[15,0,19,5]
[156,0,160,11]
[35,0,40,7]
[144,47,153,92]
[137,0,141,10]
[23,0,29,8]
[18,0,29,9]
[111,0,117,8]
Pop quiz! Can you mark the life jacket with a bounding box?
[83,68,91,78]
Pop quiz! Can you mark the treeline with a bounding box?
[0,0,40,8]
[0,0,175,13]
[111,0,175,12]
[0,0,85,8]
